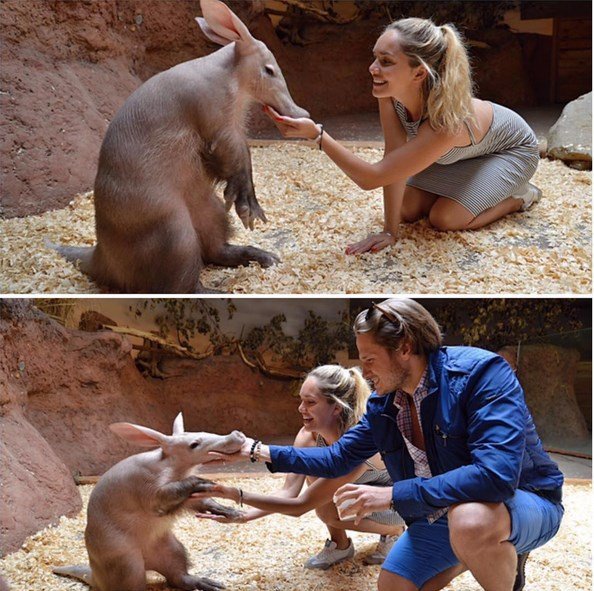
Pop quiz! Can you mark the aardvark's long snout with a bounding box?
[217,430,246,454]
[286,105,310,119]
[267,102,309,120]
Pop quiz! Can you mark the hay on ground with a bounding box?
[1,476,590,591]
[0,144,590,294]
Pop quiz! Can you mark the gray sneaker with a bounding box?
[304,538,355,570]
[363,534,398,565]
[513,182,542,211]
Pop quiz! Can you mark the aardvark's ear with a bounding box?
[197,0,254,47]
[109,422,166,448]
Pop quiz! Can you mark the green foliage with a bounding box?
[438,299,585,351]
[295,310,353,366]
[132,300,352,368]
[130,299,237,351]
[241,309,352,367]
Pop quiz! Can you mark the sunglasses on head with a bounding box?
[366,302,401,325]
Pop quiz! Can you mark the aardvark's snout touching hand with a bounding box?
[203,437,255,465]
[263,105,319,141]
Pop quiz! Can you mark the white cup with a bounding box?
[335,498,356,520]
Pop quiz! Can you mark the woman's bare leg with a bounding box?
[428,196,522,231]
[401,186,439,222]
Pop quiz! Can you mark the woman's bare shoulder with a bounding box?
[293,427,317,448]
[469,97,495,142]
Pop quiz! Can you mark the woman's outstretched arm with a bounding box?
[193,463,368,518]
[265,106,456,191]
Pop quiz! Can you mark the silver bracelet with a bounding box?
[313,124,324,150]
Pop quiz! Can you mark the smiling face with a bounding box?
[369,30,424,100]
[356,332,411,395]
[297,376,340,435]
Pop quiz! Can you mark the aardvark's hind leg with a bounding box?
[149,532,226,591]
[89,548,146,591]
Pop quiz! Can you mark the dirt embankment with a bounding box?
[0,300,301,553]
[2,0,548,219]
[0,0,375,218]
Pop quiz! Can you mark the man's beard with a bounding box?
[376,354,412,395]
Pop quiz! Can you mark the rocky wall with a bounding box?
[2,0,554,218]
[0,300,302,553]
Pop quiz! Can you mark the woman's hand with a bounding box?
[263,105,320,140]
[195,510,249,524]
[345,231,396,255]
[191,484,237,501]
[333,483,393,525]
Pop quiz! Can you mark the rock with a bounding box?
[0,301,82,555]
[78,310,117,332]
[502,344,590,450]
[546,92,592,170]
[1,301,303,477]
[0,0,213,218]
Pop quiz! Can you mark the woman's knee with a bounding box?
[428,200,474,231]
[401,186,436,223]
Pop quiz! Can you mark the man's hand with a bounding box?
[333,484,393,525]
[345,231,396,255]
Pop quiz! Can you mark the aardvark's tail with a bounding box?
[53,564,94,586]
[46,239,95,274]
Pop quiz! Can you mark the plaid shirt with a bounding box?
[394,368,448,523]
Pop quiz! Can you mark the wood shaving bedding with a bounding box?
[1,477,590,591]
[0,144,590,294]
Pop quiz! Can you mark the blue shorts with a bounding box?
[382,489,564,588]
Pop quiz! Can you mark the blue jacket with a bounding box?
[269,347,564,523]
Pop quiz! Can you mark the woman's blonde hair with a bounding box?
[306,365,370,434]
[385,17,474,134]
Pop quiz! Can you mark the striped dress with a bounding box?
[394,100,539,217]
[316,434,405,527]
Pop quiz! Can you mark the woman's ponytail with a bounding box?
[385,18,474,134]
[427,24,474,133]
[348,366,369,426]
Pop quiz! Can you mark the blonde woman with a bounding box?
[264,17,541,254]
[196,365,405,569]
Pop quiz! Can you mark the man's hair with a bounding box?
[353,298,443,356]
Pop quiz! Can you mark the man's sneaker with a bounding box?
[363,534,398,565]
[304,538,355,570]
[513,182,542,211]
[513,552,530,591]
